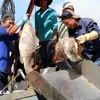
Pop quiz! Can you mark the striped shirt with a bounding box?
[58,22,68,41]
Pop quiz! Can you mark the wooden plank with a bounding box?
[40,67,56,74]
[75,60,100,90]
[0,89,37,100]
[25,71,67,100]
[42,70,100,100]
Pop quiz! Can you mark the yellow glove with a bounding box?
[76,31,98,44]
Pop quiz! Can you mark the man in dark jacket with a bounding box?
[58,10,100,66]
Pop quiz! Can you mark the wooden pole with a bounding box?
[26,0,34,19]
[21,0,34,30]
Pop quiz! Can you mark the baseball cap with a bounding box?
[58,10,80,20]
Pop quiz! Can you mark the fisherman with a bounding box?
[58,10,100,66]
[0,1,29,91]
[34,0,58,69]
[58,2,75,41]
[56,2,76,70]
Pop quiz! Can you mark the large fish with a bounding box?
[19,23,39,74]
[53,37,82,63]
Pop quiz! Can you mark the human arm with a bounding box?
[7,14,29,35]
[52,10,58,48]
[76,31,98,44]
[52,30,58,48]
[76,18,99,44]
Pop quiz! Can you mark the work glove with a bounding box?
[76,31,98,44]
[16,14,29,27]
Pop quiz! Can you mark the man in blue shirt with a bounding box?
[34,0,58,68]
[58,10,100,66]
[0,12,28,91]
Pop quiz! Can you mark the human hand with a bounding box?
[16,13,31,27]
[77,43,83,57]
[76,34,90,44]
[27,20,32,25]
[21,14,29,23]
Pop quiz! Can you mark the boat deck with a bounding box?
[0,60,100,100]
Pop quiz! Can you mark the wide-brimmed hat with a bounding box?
[34,0,53,7]
[63,2,74,11]
[58,10,80,20]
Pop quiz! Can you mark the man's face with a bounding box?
[62,18,76,29]
[1,19,14,28]
[40,0,48,8]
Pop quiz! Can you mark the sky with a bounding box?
[0,0,100,27]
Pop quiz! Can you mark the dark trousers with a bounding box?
[39,40,55,68]
[0,72,8,90]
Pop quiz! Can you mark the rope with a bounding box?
[0,0,15,17]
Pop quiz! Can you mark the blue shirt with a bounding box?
[35,7,58,42]
[0,25,18,74]
[68,18,100,62]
